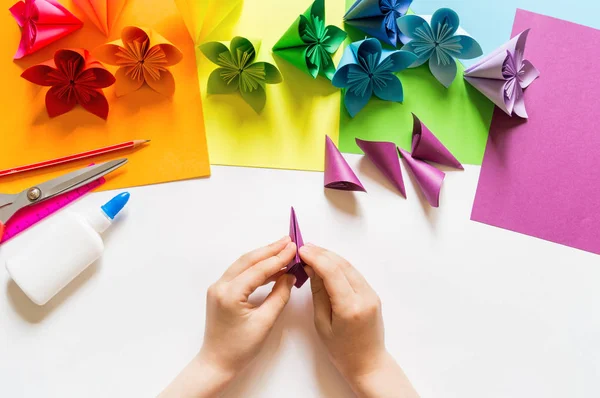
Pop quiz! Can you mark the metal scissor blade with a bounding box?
[0,159,127,224]
[35,159,127,201]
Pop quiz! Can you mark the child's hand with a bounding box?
[159,236,297,398]
[300,244,419,398]
[200,236,297,376]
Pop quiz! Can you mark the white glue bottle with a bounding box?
[5,192,130,305]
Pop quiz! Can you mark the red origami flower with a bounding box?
[21,49,116,119]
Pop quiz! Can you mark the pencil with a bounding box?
[0,140,150,177]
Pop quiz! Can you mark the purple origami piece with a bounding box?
[344,0,412,47]
[464,29,540,118]
[398,148,445,207]
[410,113,463,169]
[356,138,406,197]
[287,207,309,288]
[324,135,366,192]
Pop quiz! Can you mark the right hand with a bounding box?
[300,244,419,398]
[299,244,386,378]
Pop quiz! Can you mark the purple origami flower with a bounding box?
[344,0,412,47]
[464,29,540,118]
[397,8,483,88]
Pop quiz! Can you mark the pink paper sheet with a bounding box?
[471,10,600,255]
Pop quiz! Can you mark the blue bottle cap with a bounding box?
[101,192,130,220]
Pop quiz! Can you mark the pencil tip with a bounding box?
[144,140,151,144]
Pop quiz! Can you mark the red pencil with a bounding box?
[0,140,150,178]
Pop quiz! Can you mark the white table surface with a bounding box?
[1,155,599,398]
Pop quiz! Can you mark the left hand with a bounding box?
[159,236,297,398]
[199,236,297,376]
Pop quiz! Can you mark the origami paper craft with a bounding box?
[200,37,282,113]
[398,147,445,207]
[72,0,126,36]
[410,113,463,169]
[288,207,309,288]
[21,48,115,119]
[174,0,242,45]
[356,138,405,197]
[472,10,600,256]
[332,38,416,117]
[94,26,183,97]
[397,8,483,87]
[464,29,540,119]
[9,0,82,59]
[2,0,211,193]
[272,0,347,80]
[344,0,412,47]
[324,135,366,192]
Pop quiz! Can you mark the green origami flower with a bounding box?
[200,37,282,113]
[273,0,347,80]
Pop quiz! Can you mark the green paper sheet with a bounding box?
[338,2,494,165]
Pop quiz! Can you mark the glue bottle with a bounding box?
[5,192,130,306]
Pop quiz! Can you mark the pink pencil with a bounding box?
[0,140,150,177]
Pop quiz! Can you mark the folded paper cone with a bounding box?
[356,138,406,197]
[324,135,366,192]
[398,148,445,208]
[410,113,463,169]
[287,207,308,288]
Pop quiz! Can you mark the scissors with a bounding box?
[0,159,127,239]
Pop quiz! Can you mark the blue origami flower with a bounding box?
[344,0,412,47]
[397,8,483,87]
[332,38,416,117]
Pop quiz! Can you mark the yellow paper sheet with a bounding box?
[186,0,344,171]
[0,0,210,194]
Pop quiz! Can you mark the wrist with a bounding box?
[195,349,238,386]
[344,351,419,398]
[158,352,237,398]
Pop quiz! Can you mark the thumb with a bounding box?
[258,273,296,322]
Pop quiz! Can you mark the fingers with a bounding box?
[257,273,296,322]
[308,267,332,331]
[221,236,291,281]
[317,248,372,294]
[299,245,354,306]
[233,242,297,298]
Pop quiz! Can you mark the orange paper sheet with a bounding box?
[0,0,210,193]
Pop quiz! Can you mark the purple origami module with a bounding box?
[356,138,406,197]
[398,148,445,208]
[464,29,540,118]
[324,135,366,192]
[287,207,309,288]
[410,113,463,169]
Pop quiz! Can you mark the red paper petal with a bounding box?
[78,67,116,89]
[77,89,109,120]
[45,85,77,117]
[21,63,56,86]
[54,49,85,77]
